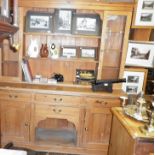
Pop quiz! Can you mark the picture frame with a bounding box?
[54,9,74,34]
[122,68,148,94]
[80,47,97,60]
[125,41,154,68]
[25,11,53,32]
[135,0,154,26]
[1,0,10,18]
[60,46,77,58]
[72,13,101,36]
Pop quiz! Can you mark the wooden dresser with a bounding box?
[0,82,125,155]
[109,107,154,155]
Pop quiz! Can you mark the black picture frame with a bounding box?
[25,11,53,32]
[80,47,97,60]
[72,13,101,36]
[54,9,74,34]
[60,46,77,58]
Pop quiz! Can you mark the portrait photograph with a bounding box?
[60,46,77,58]
[140,13,153,22]
[126,41,154,67]
[54,9,73,33]
[122,68,147,94]
[26,11,53,32]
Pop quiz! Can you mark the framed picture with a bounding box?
[122,68,148,94]
[135,0,154,26]
[1,0,10,18]
[54,9,74,34]
[80,47,97,60]
[126,41,154,68]
[60,46,77,58]
[72,14,101,36]
[25,11,53,32]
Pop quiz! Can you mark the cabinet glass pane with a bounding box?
[102,15,127,79]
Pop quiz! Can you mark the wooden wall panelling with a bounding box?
[130,28,153,41]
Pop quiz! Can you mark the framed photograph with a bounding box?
[72,14,101,36]
[60,46,77,58]
[25,11,53,32]
[1,0,10,18]
[125,41,154,68]
[54,9,74,33]
[122,68,148,94]
[80,47,97,60]
[135,0,154,26]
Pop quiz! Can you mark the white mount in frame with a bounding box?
[135,0,154,26]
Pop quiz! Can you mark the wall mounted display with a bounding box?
[25,11,53,32]
[122,68,148,94]
[126,41,154,68]
[60,46,77,58]
[72,14,101,36]
[135,0,154,26]
[1,0,10,18]
[54,9,74,34]
[80,47,97,60]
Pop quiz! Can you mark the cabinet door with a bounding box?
[1,100,31,143]
[98,11,132,81]
[83,107,112,150]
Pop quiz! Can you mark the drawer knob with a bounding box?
[59,98,63,102]
[53,109,62,113]
[14,95,18,98]
[9,95,12,98]
[54,98,57,101]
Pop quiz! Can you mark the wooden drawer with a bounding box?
[0,91,32,101]
[34,93,82,106]
[35,104,80,116]
[85,98,121,108]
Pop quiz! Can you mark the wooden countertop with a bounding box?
[0,81,126,98]
[111,107,154,141]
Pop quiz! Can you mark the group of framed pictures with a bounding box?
[135,0,154,26]
[126,41,154,68]
[25,9,101,36]
[122,68,148,94]
[60,46,97,60]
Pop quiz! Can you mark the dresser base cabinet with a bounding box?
[0,88,123,155]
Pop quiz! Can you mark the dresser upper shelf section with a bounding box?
[18,0,134,11]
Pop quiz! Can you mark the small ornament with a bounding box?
[49,43,59,59]
[40,44,49,58]
[27,39,39,58]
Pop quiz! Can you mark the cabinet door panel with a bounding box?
[84,108,112,150]
[1,100,30,142]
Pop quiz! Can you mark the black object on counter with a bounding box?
[52,73,64,82]
[91,78,126,93]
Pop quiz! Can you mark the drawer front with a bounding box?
[85,98,121,108]
[0,91,32,101]
[34,93,82,106]
[35,104,80,116]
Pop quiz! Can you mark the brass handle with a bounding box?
[25,123,29,127]
[96,100,108,105]
[59,98,63,102]
[14,95,18,98]
[53,109,62,113]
